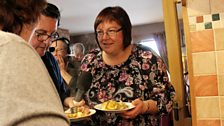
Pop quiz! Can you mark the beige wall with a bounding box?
[186,0,224,125]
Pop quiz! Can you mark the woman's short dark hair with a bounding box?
[94,6,132,50]
[0,0,47,34]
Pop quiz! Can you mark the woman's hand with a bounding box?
[120,98,146,119]
[64,97,75,108]
[56,55,66,70]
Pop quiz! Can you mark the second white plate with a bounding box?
[94,102,135,113]
[65,109,96,122]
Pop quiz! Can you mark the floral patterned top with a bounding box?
[80,44,175,126]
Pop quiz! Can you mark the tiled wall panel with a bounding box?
[187,0,224,125]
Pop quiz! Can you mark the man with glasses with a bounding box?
[29,3,75,108]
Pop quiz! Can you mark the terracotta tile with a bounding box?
[216,51,224,75]
[194,75,218,96]
[188,0,211,16]
[190,30,214,52]
[211,0,224,13]
[197,120,221,126]
[218,75,224,96]
[196,97,220,119]
[197,16,204,23]
[192,52,216,76]
[221,97,224,119]
[214,29,224,50]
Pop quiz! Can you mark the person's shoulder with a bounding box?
[43,51,58,63]
[44,51,56,59]
[89,48,101,54]
[135,44,152,51]
[0,31,25,45]
[82,48,100,62]
[45,51,54,57]
[135,44,160,57]
[85,48,100,57]
[0,31,37,55]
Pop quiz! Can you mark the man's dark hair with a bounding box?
[42,3,60,26]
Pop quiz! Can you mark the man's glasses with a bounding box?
[34,30,59,42]
[96,28,122,39]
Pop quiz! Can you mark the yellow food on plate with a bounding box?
[65,106,90,119]
[101,100,128,110]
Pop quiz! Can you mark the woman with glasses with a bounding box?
[76,6,175,126]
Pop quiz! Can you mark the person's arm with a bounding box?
[56,55,73,85]
[122,48,175,119]
[60,68,72,84]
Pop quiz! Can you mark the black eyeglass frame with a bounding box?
[34,30,59,42]
[96,27,122,38]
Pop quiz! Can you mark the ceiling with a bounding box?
[47,0,181,35]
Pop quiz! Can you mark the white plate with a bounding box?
[65,109,96,122]
[94,102,135,113]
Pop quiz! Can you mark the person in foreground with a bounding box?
[0,0,69,126]
[29,3,74,108]
[77,6,175,126]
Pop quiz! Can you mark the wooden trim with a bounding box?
[182,5,196,126]
[162,0,187,125]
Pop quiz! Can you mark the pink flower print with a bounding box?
[141,51,152,59]
[142,75,149,80]
[159,93,165,99]
[110,87,116,94]
[87,54,94,62]
[153,87,161,93]
[139,85,145,90]
[80,64,88,71]
[131,60,138,66]
[119,73,128,82]
[94,82,100,88]
[98,61,104,67]
[98,90,107,101]
[151,64,157,71]
[108,82,112,89]
[125,77,133,86]
[101,78,106,83]
[142,63,149,70]
[163,76,168,82]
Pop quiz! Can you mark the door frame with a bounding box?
[162,0,193,125]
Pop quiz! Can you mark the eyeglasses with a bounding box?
[34,30,59,42]
[96,28,122,39]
